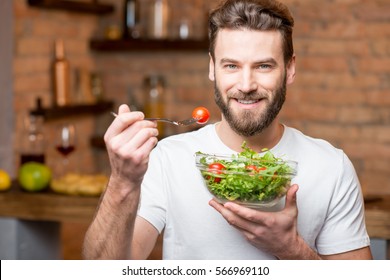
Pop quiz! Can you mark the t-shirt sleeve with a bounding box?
[315,153,370,255]
[137,146,167,234]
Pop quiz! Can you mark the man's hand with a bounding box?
[104,104,159,191]
[83,104,159,260]
[209,184,319,259]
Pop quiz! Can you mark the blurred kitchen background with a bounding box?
[0,0,389,259]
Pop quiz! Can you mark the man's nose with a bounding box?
[237,68,257,93]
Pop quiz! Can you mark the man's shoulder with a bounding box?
[282,126,345,162]
[285,126,340,151]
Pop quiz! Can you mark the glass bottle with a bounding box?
[149,0,169,39]
[20,101,45,165]
[144,74,165,135]
[52,39,71,106]
[91,72,104,102]
[123,0,141,38]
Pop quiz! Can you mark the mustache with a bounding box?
[227,91,267,100]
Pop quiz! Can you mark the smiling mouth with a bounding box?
[236,99,263,105]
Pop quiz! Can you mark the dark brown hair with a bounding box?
[209,0,294,64]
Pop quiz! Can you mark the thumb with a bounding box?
[284,184,299,210]
[118,104,131,115]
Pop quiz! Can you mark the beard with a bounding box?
[214,74,287,137]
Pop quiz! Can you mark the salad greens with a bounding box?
[196,142,297,204]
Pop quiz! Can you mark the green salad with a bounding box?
[196,142,297,204]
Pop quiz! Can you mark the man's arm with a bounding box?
[82,183,159,259]
[82,179,141,259]
[82,104,159,259]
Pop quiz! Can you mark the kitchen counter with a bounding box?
[1,184,390,259]
[364,195,390,240]
[0,183,99,223]
[1,187,390,238]
[0,183,100,259]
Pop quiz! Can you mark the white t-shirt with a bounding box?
[138,124,370,259]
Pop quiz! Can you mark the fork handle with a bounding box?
[111,112,180,125]
[145,118,179,125]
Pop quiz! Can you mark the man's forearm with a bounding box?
[82,182,141,260]
[276,235,321,260]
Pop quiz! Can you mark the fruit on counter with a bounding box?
[51,173,108,196]
[192,106,210,124]
[0,169,11,191]
[18,162,52,192]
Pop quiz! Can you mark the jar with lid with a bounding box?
[144,74,165,135]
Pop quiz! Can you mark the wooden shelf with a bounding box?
[364,195,390,239]
[90,38,209,52]
[0,182,99,223]
[90,134,105,149]
[27,0,114,15]
[30,100,114,121]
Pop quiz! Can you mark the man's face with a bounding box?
[209,29,295,137]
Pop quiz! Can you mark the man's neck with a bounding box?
[215,118,284,153]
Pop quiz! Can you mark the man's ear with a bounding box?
[286,55,296,85]
[209,53,215,81]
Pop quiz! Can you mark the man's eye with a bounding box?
[225,64,237,69]
[258,64,272,69]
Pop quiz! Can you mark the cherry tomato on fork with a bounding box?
[192,107,210,124]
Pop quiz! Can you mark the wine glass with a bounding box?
[55,123,76,168]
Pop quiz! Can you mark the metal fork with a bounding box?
[110,112,198,126]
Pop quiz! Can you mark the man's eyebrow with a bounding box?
[219,58,239,64]
[219,57,278,65]
[256,58,278,64]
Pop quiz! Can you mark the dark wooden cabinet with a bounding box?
[30,100,114,121]
[90,38,209,52]
[27,0,114,14]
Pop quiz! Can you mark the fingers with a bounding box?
[118,104,130,114]
[210,184,300,229]
[209,199,260,229]
[114,124,158,158]
[104,104,159,162]
[223,201,267,225]
[105,106,145,141]
[209,199,225,213]
[210,199,261,225]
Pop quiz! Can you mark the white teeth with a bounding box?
[238,99,258,104]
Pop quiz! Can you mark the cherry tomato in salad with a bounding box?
[245,165,258,172]
[207,162,225,183]
[245,165,266,173]
[192,107,210,124]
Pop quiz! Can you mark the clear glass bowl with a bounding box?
[195,153,298,209]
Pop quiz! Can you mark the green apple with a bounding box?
[18,162,52,192]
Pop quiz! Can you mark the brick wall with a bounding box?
[11,0,390,258]
[281,0,390,196]
[13,0,100,176]
[13,0,390,191]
